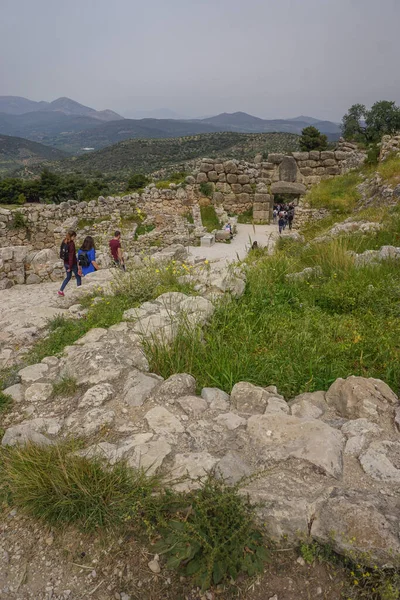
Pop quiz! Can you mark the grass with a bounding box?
[200,205,220,232]
[28,261,195,364]
[237,208,254,224]
[52,376,78,397]
[145,240,400,398]
[306,171,362,212]
[0,390,13,414]
[0,442,268,590]
[377,153,400,186]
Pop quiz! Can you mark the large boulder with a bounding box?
[325,376,398,421]
[270,182,307,195]
[247,413,345,478]
[279,156,298,182]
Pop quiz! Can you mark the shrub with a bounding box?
[237,208,253,224]
[155,181,171,190]
[366,143,380,165]
[0,442,162,531]
[154,474,268,590]
[127,173,150,191]
[52,377,78,397]
[299,126,328,151]
[11,210,27,229]
[0,391,12,414]
[199,182,213,198]
[168,171,187,184]
[200,205,220,232]
[134,224,155,239]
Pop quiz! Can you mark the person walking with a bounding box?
[58,230,82,296]
[78,236,99,276]
[278,213,286,234]
[109,230,125,270]
[287,204,295,230]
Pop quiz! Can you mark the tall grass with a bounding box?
[145,245,400,398]
[377,153,400,186]
[306,171,361,212]
[200,205,220,232]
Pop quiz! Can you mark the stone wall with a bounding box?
[194,139,365,222]
[380,132,400,161]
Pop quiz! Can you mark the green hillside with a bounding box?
[0,134,68,175]
[54,132,300,178]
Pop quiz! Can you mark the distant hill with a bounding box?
[197,112,341,139]
[0,95,122,121]
[50,132,300,179]
[0,134,67,175]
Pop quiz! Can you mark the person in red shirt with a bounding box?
[109,231,125,270]
[58,230,82,297]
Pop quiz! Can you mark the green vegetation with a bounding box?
[52,376,78,397]
[126,173,150,191]
[0,133,67,175]
[154,474,267,591]
[28,261,195,364]
[237,208,254,223]
[0,168,109,204]
[199,181,213,198]
[10,210,27,229]
[306,170,361,212]
[299,126,328,151]
[0,442,267,590]
[0,391,12,414]
[200,205,220,232]
[377,153,400,186]
[145,236,400,398]
[342,100,400,144]
[134,223,155,238]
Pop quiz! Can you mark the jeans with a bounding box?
[60,264,82,291]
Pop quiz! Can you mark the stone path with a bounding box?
[188,223,277,264]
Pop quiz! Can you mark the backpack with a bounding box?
[78,251,90,268]
[59,241,69,262]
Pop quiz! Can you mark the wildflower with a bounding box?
[155,269,160,273]
[204,260,209,264]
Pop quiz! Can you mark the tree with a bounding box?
[127,173,149,191]
[365,100,400,142]
[341,104,366,142]
[299,126,328,151]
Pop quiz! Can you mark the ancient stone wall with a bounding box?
[194,140,365,223]
[380,132,400,161]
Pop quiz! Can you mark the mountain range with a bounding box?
[0,96,342,155]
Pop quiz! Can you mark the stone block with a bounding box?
[334,151,348,160]
[262,162,275,169]
[224,160,238,174]
[216,182,231,193]
[279,156,297,182]
[242,184,253,193]
[218,173,226,182]
[300,168,313,176]
[270,182,307,195]
[227,174,238,184]
[322,159,337,166]
[214,163,224,173]
[253,210,270,222]
[237,193,250,204]
[321,151,335,160]
[201,234,215,247]
[305,160,319,167]
[292,152,309,161]
[316,167,326,174]
[231,184,243,194]
[238,174,250,184]
[253,202,268,211]
[326,166,341,175]
[208,171,219,182]
[212,192,224,203]
[196,172,208,183]
[255,193,271,203]
[200,162,214,173]
[268,153,285,164]
[309,151,320,160]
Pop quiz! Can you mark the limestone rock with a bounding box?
[216,451,252,484]
[154,291,188,312]
[231,382,270,414]
[75,328,108,345]
[126,439,172,474]
[24,383,53,403]
[312,489,400,565]
[359,441,400,483]
[270,182,307,195]
[176,395,208,417]
[68,408,115,436]
[325,376,398,421]
[264,396,290,415]
[2,417,62,447]
[289,391,327,420]
[172,452,218,491]
[153,373,196,402]
[201,387,230,411]
[341,418,382,438]
[78,383,114,409]
[3,384,24,403]
[145,406,184,434]
[214,412,247,430]
[247,413,344,478]
[279,156,298,183]
[18,363,49,384]
[123,371,162,407]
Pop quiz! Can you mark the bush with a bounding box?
[52,377,78,397]
[299,126,328,151]
[0,442,162,531]
[366,143,380,165]
[127,173,150,191]
[200,205,220,232]
[134,224,155,239]
[154,474,268,591]
[11,210,27,229]
[237,208,253,224]
[199,182,214,198]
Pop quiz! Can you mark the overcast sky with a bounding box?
[1,0,399,121]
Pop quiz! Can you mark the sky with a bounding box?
[1,0,399,122]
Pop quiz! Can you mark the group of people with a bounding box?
[273,203,295,234]
[57,230,125,296]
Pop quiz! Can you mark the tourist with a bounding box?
[78,236,99,276]
[273,207,278,223]
[224,223,233,239]
[109,230,125,270]
[287,204,295,230]
[278,214,286,234]
[58,230,82,296]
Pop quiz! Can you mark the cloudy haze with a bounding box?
[1,0,399,121]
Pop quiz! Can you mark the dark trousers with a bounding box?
[60,264,82,291]
[288,217,293,230]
